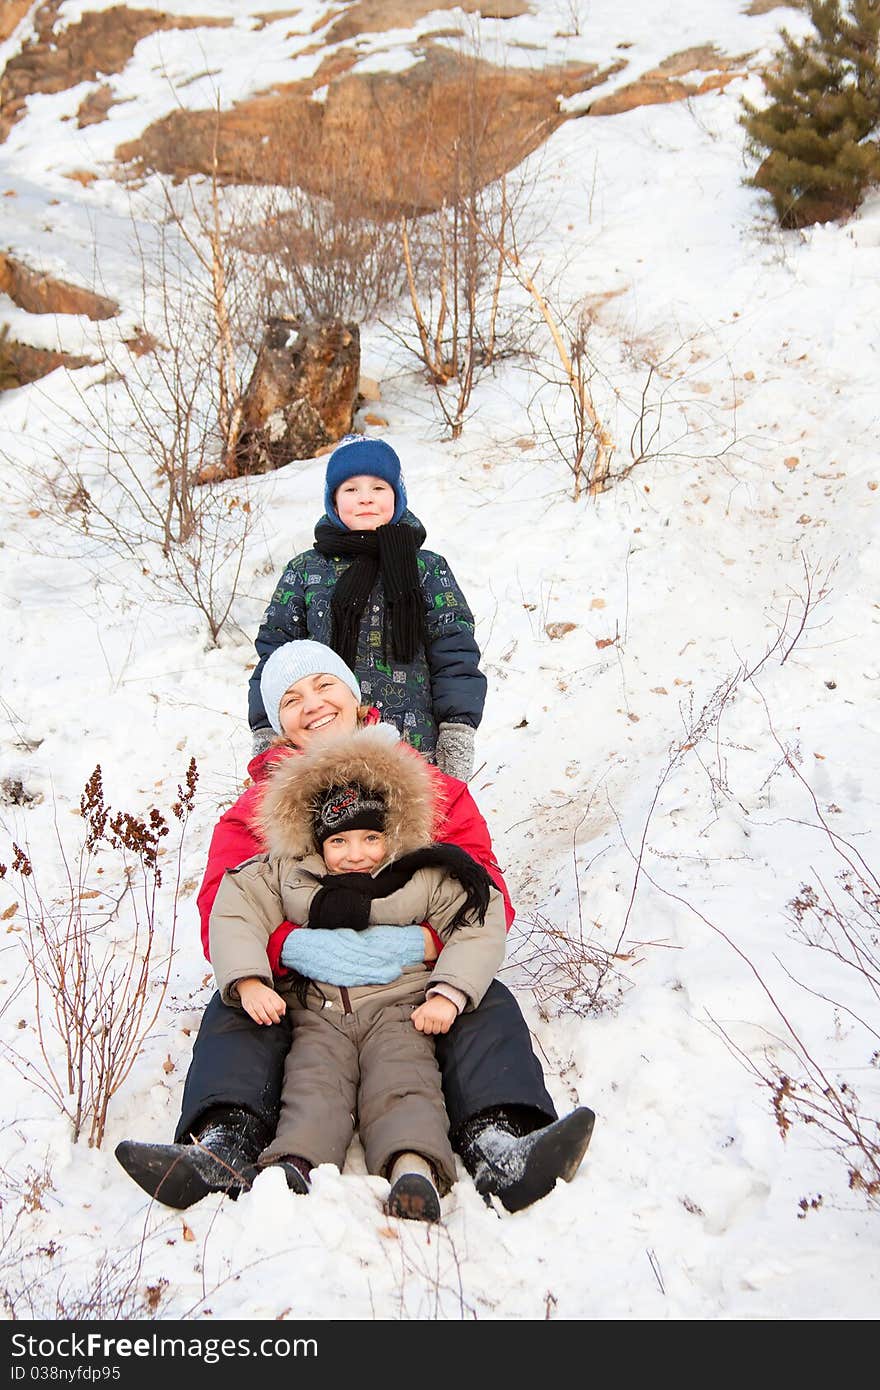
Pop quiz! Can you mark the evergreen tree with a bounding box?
[741,0,880,227]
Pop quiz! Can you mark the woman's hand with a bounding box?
[412,995,457,1035]
[237,977,287,1025]
[421,925,440,963]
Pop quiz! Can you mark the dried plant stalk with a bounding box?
[0,760,198,1148]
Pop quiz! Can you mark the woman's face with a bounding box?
[278,673,359,749]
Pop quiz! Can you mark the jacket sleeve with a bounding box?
[209,857,286,1006]
[248,555,309,732]
[421,553,487,729]
[197,786,299,968]
[434,774,515,929]
[424,878,507,1010]
[197,791,264,961]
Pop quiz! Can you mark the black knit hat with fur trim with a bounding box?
[313,782,386,846]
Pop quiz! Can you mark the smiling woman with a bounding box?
[259,641,363,750]
[115,640,595,1214]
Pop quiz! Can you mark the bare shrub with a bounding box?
[614,671,880,1209]
[392,169,544,438]
[528,321,756,500]
[0,760,198,1149]
[519,296,613,498]
[519,562,834,1019]
[655,807,880,1210]
[248,183,409,324]
[511,907,640,1019]
[509,815,643,1018]
[744,738,880,1205]
[0,1161,171,1318]
[14,164,264,644]
[382,34,547,440]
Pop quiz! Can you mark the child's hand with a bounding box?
[421,925,440,963]
[412,995,458,1035]
[237,977,287,1025]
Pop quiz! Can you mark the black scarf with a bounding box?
[287,843,494,1007]
[308,844,493,932]
[313,519,427,671]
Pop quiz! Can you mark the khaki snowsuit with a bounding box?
[209,727,507,1191]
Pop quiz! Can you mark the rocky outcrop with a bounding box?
[0,333,93,391]
[0,3,230,141]
[1,4,754,215]
[324,0,530,45]
[0,252,118,319]
[116,45,616,215]
[587,46,749,116]
[0,0,34,44]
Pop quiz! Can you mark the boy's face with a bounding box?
[333,474,396,530]
[279,674,359,748]
[322,828,387,874]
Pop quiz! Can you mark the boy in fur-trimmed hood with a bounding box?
[209,725,507,1222]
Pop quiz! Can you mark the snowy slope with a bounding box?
[0,1,877,1321]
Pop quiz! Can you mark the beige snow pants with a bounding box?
[258,974,456,1191]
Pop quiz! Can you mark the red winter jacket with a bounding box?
[196,727,514,971]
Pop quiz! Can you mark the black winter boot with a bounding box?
[457,1105,595,1213]
[115,1107,270,1209]
[261,1155,311,1196]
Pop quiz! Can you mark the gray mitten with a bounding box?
[251,727,275,758]
[434,722,475,781]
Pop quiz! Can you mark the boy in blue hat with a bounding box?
[248,435,485,780]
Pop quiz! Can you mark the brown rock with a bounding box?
[123,329,160,357]
[235,317,360,472]
[744,0,791,12]
[77,82,132,128]
[0,335,94,391]
[653,45,749,78]
[0,252,118,319]
[0,3,231,142]
[325,0,529,45]
[116,44,616,215]
[587,46,748,116]
[251,8,302,29]
[0,0,34,43]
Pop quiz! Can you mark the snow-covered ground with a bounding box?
[1,1,877,1322]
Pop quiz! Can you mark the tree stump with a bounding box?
[235,317,360,474]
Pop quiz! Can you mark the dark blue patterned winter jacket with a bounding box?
[248,510,486,759]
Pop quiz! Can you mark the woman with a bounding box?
[115,641,595,1214]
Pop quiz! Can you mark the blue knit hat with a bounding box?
[323,435,407,529]
[260,640,362,734]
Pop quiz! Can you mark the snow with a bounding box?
[1,0,878,1324]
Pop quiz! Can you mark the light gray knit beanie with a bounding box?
[260,641,362,733]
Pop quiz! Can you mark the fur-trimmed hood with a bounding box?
[257,725,438,861]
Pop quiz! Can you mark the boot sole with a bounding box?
[115,1141,253,1210]
[494,1107,596,1214]
[271,1161,311,1195]
[385,1172,441,1223]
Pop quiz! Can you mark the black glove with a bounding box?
[308,875,374,932]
